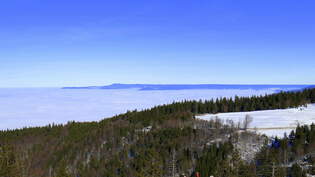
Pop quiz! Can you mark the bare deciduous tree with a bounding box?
[243,115,253,130]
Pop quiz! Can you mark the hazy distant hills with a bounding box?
[62,83,314,91]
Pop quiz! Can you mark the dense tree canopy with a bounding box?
[0,88,314,176]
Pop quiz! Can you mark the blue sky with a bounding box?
[1,0,315,87]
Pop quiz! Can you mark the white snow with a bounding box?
[196,104,315,137]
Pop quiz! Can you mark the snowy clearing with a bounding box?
[196,104,315,137]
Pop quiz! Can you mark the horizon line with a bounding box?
[1,83,315,88]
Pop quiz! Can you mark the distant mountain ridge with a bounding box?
[62,83,314,91]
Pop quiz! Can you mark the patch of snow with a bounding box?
[197,104,315,137]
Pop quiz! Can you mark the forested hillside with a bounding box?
[255,123,315,177]
[0,88,315,177]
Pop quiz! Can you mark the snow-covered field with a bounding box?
[196,104,315,137]
[0,88,280,130]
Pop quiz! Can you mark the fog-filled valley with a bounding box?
[0,86,289,130]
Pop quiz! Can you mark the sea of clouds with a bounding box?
[0,88,289,130]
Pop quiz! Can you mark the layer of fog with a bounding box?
[0,88,280,130]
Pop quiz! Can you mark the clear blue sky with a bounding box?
[1,0,315,87]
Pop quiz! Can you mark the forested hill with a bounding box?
[0,88,315,177]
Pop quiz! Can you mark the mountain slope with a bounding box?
[0,88,315,176]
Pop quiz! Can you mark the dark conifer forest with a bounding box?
[1,88,315,177]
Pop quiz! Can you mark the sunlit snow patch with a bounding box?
[196,104,315,137]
